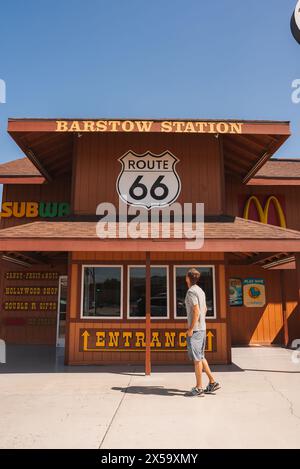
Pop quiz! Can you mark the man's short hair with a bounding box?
[187,268,201,285]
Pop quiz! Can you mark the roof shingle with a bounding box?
[253,159,300,179]
[0,217,299,240]
[0,157,41,177]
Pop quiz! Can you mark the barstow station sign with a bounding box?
[56,120,243,134]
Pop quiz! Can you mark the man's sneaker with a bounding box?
[186,387,205,397]
[204,382,221,394]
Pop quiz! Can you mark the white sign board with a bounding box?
[117,150,181,210]
[291,1,300,44]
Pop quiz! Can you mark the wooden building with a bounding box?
[0,118,300,373]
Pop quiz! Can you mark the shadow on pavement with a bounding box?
[111,386,189,396]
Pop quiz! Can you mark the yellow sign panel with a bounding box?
[56,120,243,134]
[243,195,286,228]
[0,201,70,219]
[243,279,266,308]
[80,329,216,353]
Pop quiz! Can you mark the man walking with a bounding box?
[185,268,220,397]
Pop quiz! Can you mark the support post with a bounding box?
[145,251,151,375]
[295,254,300,345]
[64,252,72,365]
[280,270,289,347]
[224,255,232,364]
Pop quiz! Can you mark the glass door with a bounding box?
[56,276,68,347]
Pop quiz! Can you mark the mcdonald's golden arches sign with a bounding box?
[241,195,286,228]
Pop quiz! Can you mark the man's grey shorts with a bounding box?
[187,330,206,361]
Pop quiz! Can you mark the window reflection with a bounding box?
[175,267,215,318]
[82,266,122,317]
[129,267,168,318]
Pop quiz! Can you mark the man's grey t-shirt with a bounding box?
[185,284,207,331]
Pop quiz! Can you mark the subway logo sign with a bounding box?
[0,201,70,218]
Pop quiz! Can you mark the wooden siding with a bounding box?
[228,265,284,345]
[283,270,300,343]
[72,252,225,262]
[66,252,230,365]
[0,260,67,345]
[67,321,228,365]
[0,175,71,229]
[73,133,223,215]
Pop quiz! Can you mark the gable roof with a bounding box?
[248,158,300,185]
[7,118,291,183]
[0,157,44,184]
[0,217,300,252]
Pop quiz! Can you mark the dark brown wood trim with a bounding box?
[2,238,300,252]
[0,176,45,184]
[243,135,290,184]
[280,270,289,347]
[219,135,226,214]
[70,134,77,213]
[72,259,226,266]
[68,318,227,324]
[248,178,300,186]
[76,261,82,321]
[224,254,232,364]
[64,253,72,365]
[145,252,151,375]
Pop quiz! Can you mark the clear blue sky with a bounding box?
[0,0,299,164]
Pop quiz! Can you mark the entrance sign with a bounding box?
[80,329,217,353]
[117,151,181,209]
[291,1,300,44]
[243,279,266,308]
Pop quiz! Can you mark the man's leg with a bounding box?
[194,360,203,389]
[202,358,215,384]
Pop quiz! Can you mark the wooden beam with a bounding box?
[247,178,300,186]
[0,176,45,184]
[247,252,277,265]
[224,138,258,162]
[64,253,72,365]
[1,254,31,268]
[18,251,51,264]
[145,251,151,376]
[234,134,267,151]
[295,254,300,347]
[243,134,290,184]
[280,270,289,347]
[25,149,52,182]
[7,118,291,135]
[224,255,232,364]
[2,238,300,252]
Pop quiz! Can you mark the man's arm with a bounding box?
[199,290,207,316]
[187,304,200,337]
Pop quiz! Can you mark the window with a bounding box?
[81,266,122,318]
[128,266,168,318]
[174,266,216,319]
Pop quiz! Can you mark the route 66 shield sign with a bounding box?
[291,0,300,44]
[116,150,181,209]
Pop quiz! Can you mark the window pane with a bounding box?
[82,267,121,317]
[175,267,215,318]
[129,267,168,318]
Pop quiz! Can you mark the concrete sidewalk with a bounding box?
[0,346,299,449]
